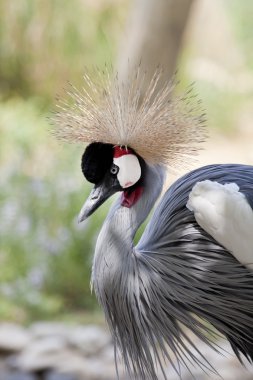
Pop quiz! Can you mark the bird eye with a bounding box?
[110,164,119,175]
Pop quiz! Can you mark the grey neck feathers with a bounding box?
[91,164,165,380]
[91,164,166,288]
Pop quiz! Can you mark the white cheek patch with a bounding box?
[113,154,141,189]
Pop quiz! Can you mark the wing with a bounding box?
[187,178,253,269]
[136,164,253,252]
[136,164,253,365]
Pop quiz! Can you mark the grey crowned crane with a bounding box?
[53,70,253,380]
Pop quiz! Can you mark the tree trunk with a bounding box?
[117,0,194,98]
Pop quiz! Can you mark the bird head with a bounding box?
[51,67,206,222]
[78,142,145,222]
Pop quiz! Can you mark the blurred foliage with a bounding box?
[0,0,127,104]
[179,0,253,133]
[227,0,253,69]
[0,0,252,323]
[0,0,127,322]
[0,97,114,321]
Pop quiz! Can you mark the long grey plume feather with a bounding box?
[92,163,253,380]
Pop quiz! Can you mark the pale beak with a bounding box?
[78,176,121,223]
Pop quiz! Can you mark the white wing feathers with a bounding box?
[187,180,253,270]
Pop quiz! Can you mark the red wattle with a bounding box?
[121,186,144,208]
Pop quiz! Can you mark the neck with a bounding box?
[91,164,166,289]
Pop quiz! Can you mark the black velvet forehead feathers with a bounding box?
[81,142,114,184]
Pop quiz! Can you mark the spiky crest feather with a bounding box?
[52,67,206,167]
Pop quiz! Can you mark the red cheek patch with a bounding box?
[121,186,144,208]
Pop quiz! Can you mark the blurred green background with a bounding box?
[0,0,252,323]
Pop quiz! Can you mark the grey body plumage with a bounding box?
[92,163,253,379]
